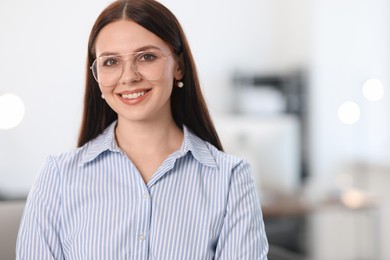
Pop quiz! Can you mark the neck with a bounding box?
[115,115,183,158]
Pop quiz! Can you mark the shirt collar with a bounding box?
[81,121,120,165]
[181,126,218,169]
[81,121,217,169]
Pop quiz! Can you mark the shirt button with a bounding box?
[142,193,149,200]
[139,233,146,241]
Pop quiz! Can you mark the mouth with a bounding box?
[119,89,151,100]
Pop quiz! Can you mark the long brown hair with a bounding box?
[78,0,223,151]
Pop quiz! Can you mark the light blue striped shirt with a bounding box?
[16,122,268,259]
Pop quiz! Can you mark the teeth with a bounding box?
[121,91,146,99]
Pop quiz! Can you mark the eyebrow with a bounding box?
[98,45,163,57]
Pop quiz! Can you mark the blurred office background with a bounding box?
[1,0,389,259]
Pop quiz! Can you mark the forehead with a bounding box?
[94,20,170,56]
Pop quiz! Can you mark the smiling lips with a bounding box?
[121,90,147,99]
[118,89,151,104]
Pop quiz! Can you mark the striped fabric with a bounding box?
[16,121,269,259]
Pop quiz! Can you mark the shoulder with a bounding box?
[205,142,251,174]
[183,125,250,173]
[41,144,91,173]
[44,121,118,171]
[205,142,242,165]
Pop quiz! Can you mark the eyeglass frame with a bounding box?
[90,50,174,86]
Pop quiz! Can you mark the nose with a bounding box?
[119,59,141,85]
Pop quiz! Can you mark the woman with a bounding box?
[17,0,269,259]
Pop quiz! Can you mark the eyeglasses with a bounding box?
[90,51,173,87]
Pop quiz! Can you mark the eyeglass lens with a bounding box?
[91,51,168,86]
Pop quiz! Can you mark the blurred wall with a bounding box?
[0,1,108,196]
[308,0,390,198]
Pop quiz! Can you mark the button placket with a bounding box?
[137,188,151,248]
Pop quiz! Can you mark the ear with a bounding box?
[174,54,184,80]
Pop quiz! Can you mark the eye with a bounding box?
[101,57,120,67]
[137,52,158,62]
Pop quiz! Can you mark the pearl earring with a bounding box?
[101,94,105,99]
[176,81,184,88]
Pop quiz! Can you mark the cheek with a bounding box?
[99,87,117,109]
[158,66,174,87]
[100,86,110,97]
[159,78,174,98]
[165,58,178,76]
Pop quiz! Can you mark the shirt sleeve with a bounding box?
[16,156,64,260]
[215,160,269,259]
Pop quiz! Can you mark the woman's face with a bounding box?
[94,19,182,124]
